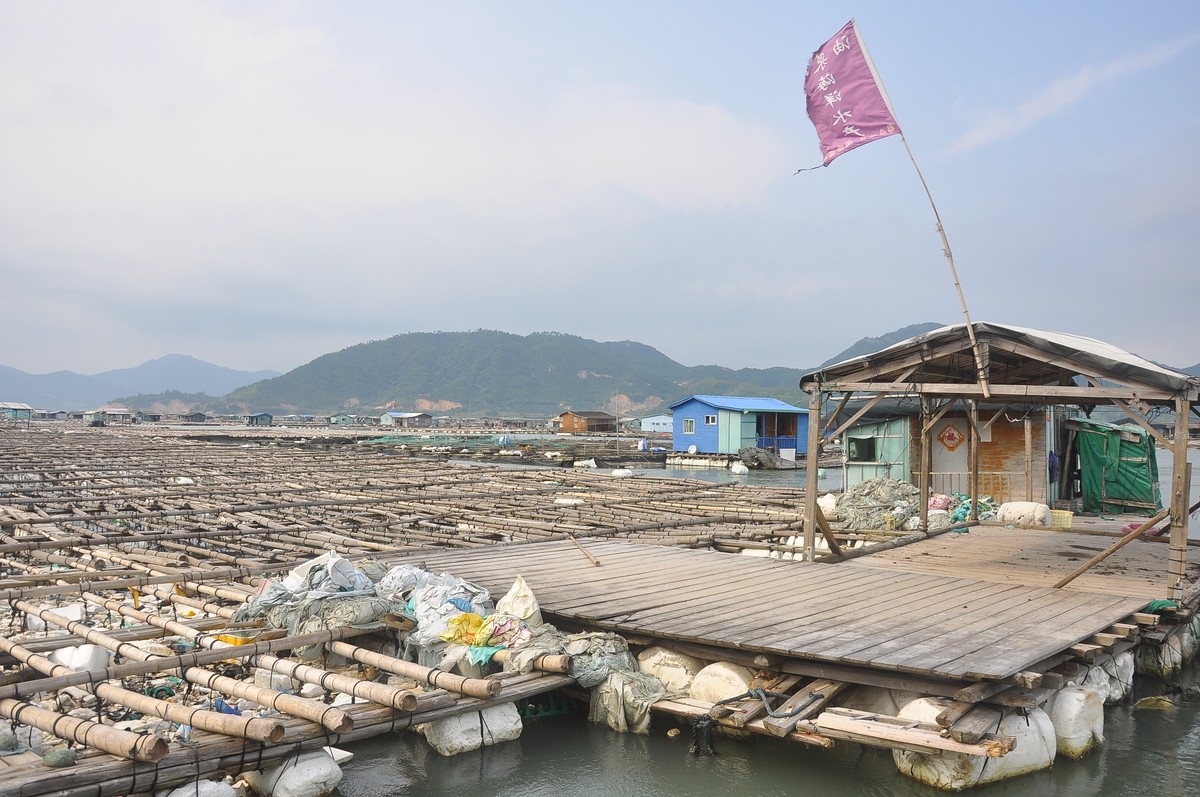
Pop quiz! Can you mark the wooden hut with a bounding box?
[838,397,1052,503]
[799,321,1199,600]
[379,411,433,428]
[558,411,616,434]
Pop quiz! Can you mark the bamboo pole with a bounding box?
[14,599,353,733]
[142,583,504,700]
[0,627,377,701]
[0,698,169,762]
[79,591,421,712]
[1169,398,1192,600]
[1054,507,1171,588]
[803,389,822,562]
[0,634,285,743]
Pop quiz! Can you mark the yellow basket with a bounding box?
[1050,509,1074,529]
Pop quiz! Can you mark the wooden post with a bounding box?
[968,401,980,521]
[1169,398,1192,600]
[919,396,931,531]
[1024,416,1034,501]
[803,389,823,562]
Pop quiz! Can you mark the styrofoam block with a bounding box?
[1046,686,1104,758]
[893,697,1055,789]
[637,646,705,693]
[242,749,342,797]
[424,702,522,756]
[688,662,754,703]
[158,780,238,797]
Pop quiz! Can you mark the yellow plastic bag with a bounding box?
[439,612,484,645]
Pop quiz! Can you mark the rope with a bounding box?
[714,687,819,719]
[688,715,716,756]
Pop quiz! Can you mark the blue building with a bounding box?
[667,395,808,460]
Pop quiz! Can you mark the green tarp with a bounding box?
[1073,419,1162,515]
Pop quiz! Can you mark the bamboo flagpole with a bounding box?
[803,19,991,398]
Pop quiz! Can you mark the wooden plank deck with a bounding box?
[389,538,1151,682]
[852,524,1200,600]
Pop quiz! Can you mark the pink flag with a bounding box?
[805,20,900,165]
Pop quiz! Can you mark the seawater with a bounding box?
[334,657,1199,796]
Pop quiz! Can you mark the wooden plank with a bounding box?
[715,674,803,727]
[892,588,1131,677]
[945,593,1149,679]
[609,563,891,630]
[762,678,847,737]
[786,580,1034,663]
[810,708,1014,757]
[712,570,970,651]
[741,572,1021,657]
[949,704,1004,745]
[658,569,938,644]
[801,578,1056,672]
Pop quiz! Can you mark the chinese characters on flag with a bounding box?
[805,20,901,165]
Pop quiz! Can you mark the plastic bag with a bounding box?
[496,576,543,627]
[440,612,484,645]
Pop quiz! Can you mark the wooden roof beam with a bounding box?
[990,339,1179,397]
[822,383,1179,402]
[809,340,977,386]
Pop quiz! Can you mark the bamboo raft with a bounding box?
[0,425,1196,795]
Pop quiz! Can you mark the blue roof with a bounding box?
[666,394,806,413]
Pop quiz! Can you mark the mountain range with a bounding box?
[3,325,1197,417]
[0,355,279,411]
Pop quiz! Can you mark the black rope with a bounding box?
[689,715,717,756]
[478,709,494,746]
[714,687,819,719]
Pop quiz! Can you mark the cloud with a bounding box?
[944,32,1200,154]
[0,1,787,300]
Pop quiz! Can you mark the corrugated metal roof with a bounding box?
[666,395,806,413]
[805,321,1199,395]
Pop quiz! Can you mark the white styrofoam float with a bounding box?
[1045,686,1104,758]
[892,697,1055,790]
[242,749,342,797]
[48,643,112,672]
[1136,633,1185,678]
[1078,651,1134,705]
[637,646,706,693]
[157,779,237,797]
[423,702,522,756]
[687,662,753,703]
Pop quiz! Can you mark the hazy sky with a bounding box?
[2,1,1198,375]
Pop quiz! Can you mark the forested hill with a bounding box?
[819,322,944,367]
[224,330,810,417]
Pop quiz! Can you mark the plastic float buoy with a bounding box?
[242,749,342,797]
[1045,686,1104,758]
[1079,651,1134,705]
[729,462,750,475]
[688,662,754,703]
[637,646,706,692]
[423,702,523,756]
[892,697,1055,789]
